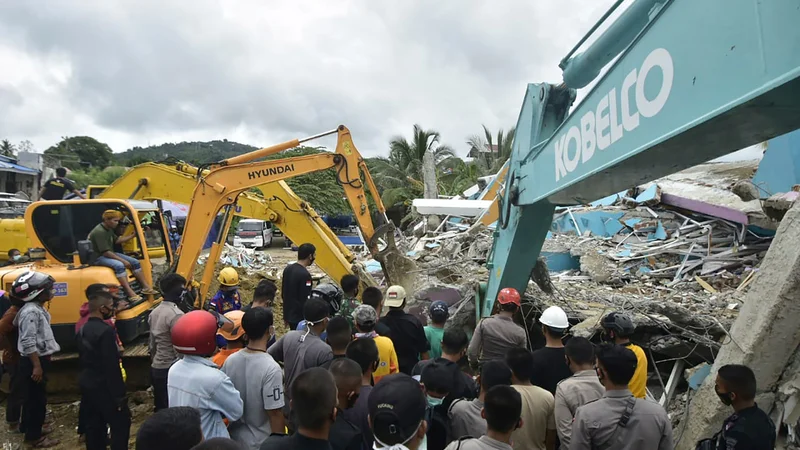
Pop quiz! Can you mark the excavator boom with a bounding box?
[92,162,376,291]
[173,125,402,301]
[481,0,800,317]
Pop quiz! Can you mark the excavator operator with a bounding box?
[88,210,156,301]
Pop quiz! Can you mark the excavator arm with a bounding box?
[93,162,377,291]
[480,0,800,317]
[173,125,401,301]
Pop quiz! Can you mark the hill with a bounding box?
[114,140,259,166]
[113,140,385,216]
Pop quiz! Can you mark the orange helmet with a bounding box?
[171,310,218,355]
[497,288,521,307]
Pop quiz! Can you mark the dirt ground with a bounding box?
[0,241,324,449]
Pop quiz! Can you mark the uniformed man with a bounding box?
[554,337,604,448]
[39,167,85,200]
[444,385,522,450]
[695,364,775,450]
[467,288,527,370]
[600,311,648,399]
[570,343,672,450]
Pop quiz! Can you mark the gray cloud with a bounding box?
[0,0,616,156]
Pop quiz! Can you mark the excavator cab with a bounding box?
[0,199,172,350]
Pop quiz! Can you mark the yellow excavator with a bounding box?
[169,125,407,304]
[0,198,171,349]
[84,161,379,291]
[0,125,407,349]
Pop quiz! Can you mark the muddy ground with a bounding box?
[0,242,324,449]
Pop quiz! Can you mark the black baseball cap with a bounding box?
[368,374,426,446]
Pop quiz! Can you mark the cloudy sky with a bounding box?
[0,0,630,157]
[0,0,765,162]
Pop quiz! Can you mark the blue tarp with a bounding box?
[0,159,38,175]
[338,235,364,246]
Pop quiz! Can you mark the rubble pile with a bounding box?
[197,244,275,270]
[401,161,784,417]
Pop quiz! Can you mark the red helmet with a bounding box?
[497,288,521,307]
[171,310,218,355]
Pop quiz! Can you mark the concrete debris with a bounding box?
[197,244,274,270]
[399,159,794,435]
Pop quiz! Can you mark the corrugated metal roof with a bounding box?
[0,160,39,175]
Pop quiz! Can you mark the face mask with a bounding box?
[101,306,115,320]
[427,395,444,408]
[12,255,21,262]
[600,331,614,342]
[715,386,734,406]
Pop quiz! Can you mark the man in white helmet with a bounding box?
[530,306,572,395]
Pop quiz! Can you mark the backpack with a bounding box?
[425,402,453,450]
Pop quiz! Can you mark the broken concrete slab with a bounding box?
[675,201,800,450]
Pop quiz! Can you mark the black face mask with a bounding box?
[101,305,115,320]
[715,386,734,406]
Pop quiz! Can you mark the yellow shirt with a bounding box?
[371,335,399,383]
[625,343,647,398]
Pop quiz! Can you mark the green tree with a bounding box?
[371,124,456,207]
[438,158,483,196]
[0,139,15,157]
[466,125,515,174]
[44,136,114,170]
[69,166,129,188]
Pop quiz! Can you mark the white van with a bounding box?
[233,219,274,248]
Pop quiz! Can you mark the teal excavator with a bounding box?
[477,0,800,318]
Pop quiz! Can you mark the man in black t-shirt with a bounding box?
[39,167,85,200]
[697,364,776,450]
[281,243,316,330]
[530,306,572,395]
[380,285,430,375]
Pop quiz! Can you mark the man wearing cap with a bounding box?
[369,374,428,450]
[268,298,333,428]
[380,286,430,375]
[89,210,156,301]
[212,310,246,368]
[601,311,647,399]
[352,304,398,383]
[467,288,527,370]
[530,306,572,395]
[424,301,449,359]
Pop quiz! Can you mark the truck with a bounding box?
[232,219,274,248]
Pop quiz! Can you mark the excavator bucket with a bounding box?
[369,222,419,296]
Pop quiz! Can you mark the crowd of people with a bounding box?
[0,238,779,450]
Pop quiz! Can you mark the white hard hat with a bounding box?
[539,306,569,329]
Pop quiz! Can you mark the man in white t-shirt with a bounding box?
[222,307,285,450]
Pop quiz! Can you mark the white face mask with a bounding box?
[374,421,425,450]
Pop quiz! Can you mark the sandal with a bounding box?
[140,288,157,295]
[128,295,143,302]
[26,436,59,448]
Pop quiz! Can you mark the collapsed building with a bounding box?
[383,152,800,447]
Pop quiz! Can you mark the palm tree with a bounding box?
[0,139,15,157]
[466,125,515,174]
[438,158,483,197]
[372,124,456,206]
